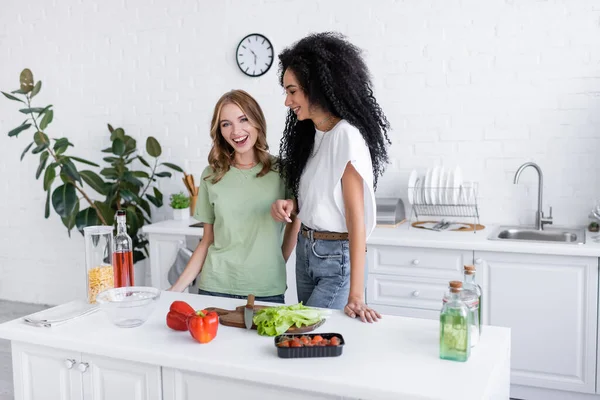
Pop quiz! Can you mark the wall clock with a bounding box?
[236,33,274,77]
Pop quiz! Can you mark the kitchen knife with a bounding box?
[244,294,255,330]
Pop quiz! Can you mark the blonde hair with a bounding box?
[206,90,272,184]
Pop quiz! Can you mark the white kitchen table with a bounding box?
[0,290,511,400]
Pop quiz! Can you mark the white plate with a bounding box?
[407,169,418,205]
[451,166,463,204]
[423,168,432,205]
[437,166,447,205]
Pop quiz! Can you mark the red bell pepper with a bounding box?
[166,301,195,331]
[187,310,219,344]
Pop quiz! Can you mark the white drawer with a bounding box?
[367,274,461,311]
[367,303,439,321]
[367,246,472,279]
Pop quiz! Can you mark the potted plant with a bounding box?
[2,68,184,263]
[170,192,190,220]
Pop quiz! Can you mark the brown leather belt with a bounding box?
[301,226,348,241]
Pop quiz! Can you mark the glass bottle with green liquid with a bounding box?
[440,281,471,362]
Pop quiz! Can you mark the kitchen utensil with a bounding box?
[244,294,255,329]
[95,286,161,328]
[411,221,485,231]
[376,198,406,227]
[204,305,326,333]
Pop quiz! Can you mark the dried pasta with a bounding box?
[88,265,114,303]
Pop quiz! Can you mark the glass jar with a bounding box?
[83,226,115,304]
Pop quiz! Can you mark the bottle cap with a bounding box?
[116,210,126,217]
[449,280,462,293]
[464,265,475,274]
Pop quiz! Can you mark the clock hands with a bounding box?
[250,49,257,65]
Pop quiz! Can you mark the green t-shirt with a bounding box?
[194,162,287,296]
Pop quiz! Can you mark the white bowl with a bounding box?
[96,287,161,328]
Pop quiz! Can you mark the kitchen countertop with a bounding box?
[142,217,600,257]
[0,291,511,400]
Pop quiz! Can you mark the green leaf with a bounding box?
[30,81,42,98]
[123,172,144,188]
[155,171,172,178]
[100,167,119,179]
[33,131,49,146]
[8,123,31,137]
[40,110,53,130]
[94,201,115,225]
[132,171,150,179]
[53,138,73,155]
[120,189,136,202]
[51,183,78,218]
[61,201,80,237]
[103,156,118,163]
[133,250,146,263]
[36,151,49,179]
[43,164,56,191]
[107,123,114,133]
[138,156,150,167]
[19,107,46,114]
[161,162,184,173]
[11,89,28,94]
[138,198,152,217]
[70,156,99,167]
[101,147,113,153]
[112,138,125,156]
[124,137,137,152]
[80,170,107,195]
[126,207,139,235]
[110,128,125,141]
[20,69,34,93]
[146,194,162,208]
[44,190,51,218]
[61,159,82,184]
[146,136,162,157]
[20,142,34,161]
[31,143,48,154]
[75,208,100,232]
[1,91,25,103]
[37,104,53,117]
[153,187,163,203]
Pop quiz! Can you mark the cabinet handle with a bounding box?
[64,359,76,369]
[411,259,420,265]
[77,362,89,373]
[475,258,483,265]
[412,291,420,297]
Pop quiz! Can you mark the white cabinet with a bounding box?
[161,368,340,400]
[366,245,472,319]
[11,342,162,400]
[476,251,598,395]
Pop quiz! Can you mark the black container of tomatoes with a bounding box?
[274,333,345,358]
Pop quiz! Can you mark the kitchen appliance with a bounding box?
[376,197,406,227]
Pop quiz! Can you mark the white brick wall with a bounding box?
[1,0,599,304]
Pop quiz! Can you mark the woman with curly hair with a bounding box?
[169,90,300,303]
[271,32,391,322]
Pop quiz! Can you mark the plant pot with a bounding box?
[173,207,190,221]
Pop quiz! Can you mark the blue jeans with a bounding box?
[197,289,285,304]
[295,230,351,310]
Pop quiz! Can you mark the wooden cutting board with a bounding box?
[203,305,325,333]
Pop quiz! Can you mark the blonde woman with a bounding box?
[169,90,300,303]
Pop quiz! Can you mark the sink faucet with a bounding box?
[513,162,553,230]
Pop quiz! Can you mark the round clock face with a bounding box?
[236,33,274,77]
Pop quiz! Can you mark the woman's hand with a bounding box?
[345,295,382,323]
[271,199,295,223]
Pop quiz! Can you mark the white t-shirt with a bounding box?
[297,120,376,239]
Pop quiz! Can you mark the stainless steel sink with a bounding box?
[488,226,585,245]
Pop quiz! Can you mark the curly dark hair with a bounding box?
[277,32,391,200]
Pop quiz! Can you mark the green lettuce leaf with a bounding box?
[252,303,326,336]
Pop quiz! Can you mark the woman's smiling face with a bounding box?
[283,68,311,121]
[219,102,258,156]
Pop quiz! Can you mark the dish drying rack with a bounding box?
[408,184,480,232]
